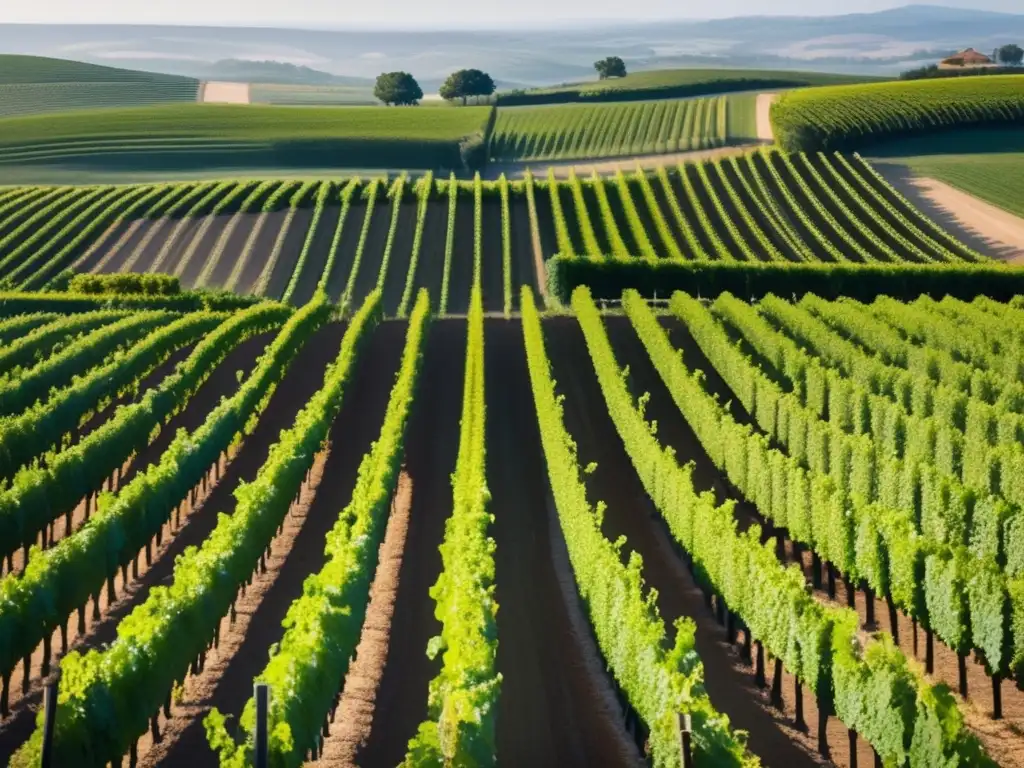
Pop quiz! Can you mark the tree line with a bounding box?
[373,55,628,106]
[900,43,1023,80]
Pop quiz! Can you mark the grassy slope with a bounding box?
[250,83,377,106]
[0,104,492,175]
[867,128,1024,218]
[0,55,196,85]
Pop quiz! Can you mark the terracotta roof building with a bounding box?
[940,48,995,68]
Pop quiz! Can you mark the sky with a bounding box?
[1,0,1019,28]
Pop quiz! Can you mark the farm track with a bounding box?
[0,330,275,758]
[140,322,406,767]
[508,197,538,312]
[264,208,313,299]
[350,204,391,309]
[234,210,288,296]
[324,203,365,304]
[486,320,638,765]
[543,316,830,768]
[447,200,475,315]
[290,205,342,306]
[481,199,504,313]
[177,214,233,289]
[655,314,1024,764]
[874,164,1024,263]
[410,203,445,309]
[204,214,259,290]
[659,311,1024,764]
[353,320,465,768]
[381,203,417,315]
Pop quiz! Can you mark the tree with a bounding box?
[374,72,423,106]
[439,68,496,105]
[997,44,1023,66]
[594,56,627,80]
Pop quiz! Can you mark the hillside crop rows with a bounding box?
[489,94,747,162]
[0,55,200,119]
[0,286,1018,767]
[0,152,987,317]
[771,75,1024,153]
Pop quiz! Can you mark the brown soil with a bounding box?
[509,196,540,312]
[288,205,342,306]
[486,320,641,765]
[873,164,1024,263]
[98,218,157,274]
[75,219,132,273]
[542,315,831,768]
[531,182,558,262]
[263,208,313,300]
[445,199,475,315]
[0,330,274,757]
[354,319,465,767]
[410,202,446,310]
[349,203,393,310]
[320,471,414,766]
[139,321,406,766]
[177,213,234,289]
[480,199,504,314]
[202,213,258,290]
[233,210,289,296]
[150,216,204,275]
[380,203,419,316]
[323,204,365,304]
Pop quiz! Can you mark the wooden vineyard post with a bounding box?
[678,712,693,768]
[255,682,269,768]
[41,679,58,768]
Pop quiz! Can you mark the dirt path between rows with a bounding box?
[509,195,540,312]
[756,93,777,142]
[353,320,465,767]
[486,144,760,180]
[872,164,1024,263]
[141,322,406,766]
[0,331,273,758]
[350,204,392,310]
[543,315,829,768]
[447,200,475,315]
[481,199,504,314]
[202,82,251,104]
[411,203,447,310]
[380,203,418,316]
[203,213,258,290]
[289,205,342,306]
[486,320,640,766]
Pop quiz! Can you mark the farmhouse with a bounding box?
[939,47,995,68]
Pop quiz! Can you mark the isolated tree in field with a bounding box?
[374,72,423,106]
[594,56,627,79]
[439,68,496,104]
[997,44,1024,65]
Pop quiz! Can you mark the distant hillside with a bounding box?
[186,59,374,86]
[0,6,1022,84]
[0,55,199,118]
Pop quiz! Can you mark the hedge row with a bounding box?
[545,256,1024,304]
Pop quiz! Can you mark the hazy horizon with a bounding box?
[1,0,1020,29]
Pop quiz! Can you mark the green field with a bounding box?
[489,94,756,162]
[250,82,378,106]
[0,54,199,119]
[0,104,493,174]
[500,67,884,105]
[866,129,1024,219]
